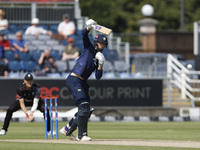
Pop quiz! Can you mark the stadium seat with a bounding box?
[47,73,61,78]
[32,50,43,61]
[8,60,21,71]
[104,50,119,63]
[103,61,114,72]
[46,39,59,46]
[23,60,37,72]
[52,45,65,54]
[55,60,67,72]
[68,35,81,41]
[60,39,68,46]
[23,35,35,41]
[18,52,31,61]
[37,45,50,51]
[4,50,15,61]
[38,34,51,40]
[31,40,45,46]
[67,60,76,71]
[7,33,16,40]
[50,50,61,60]
[21,24,31,32]
[49,25,58,33]
[75,30,82,36]
[28,45,37,53]
[38,24,48,30]
[102,72,115,79]
[8,24,19,33]
[113,60,128,72]
[8,72,20,78]
[73,41,83,51]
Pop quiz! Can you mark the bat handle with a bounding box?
[91,24,96,28]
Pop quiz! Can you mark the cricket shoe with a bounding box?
[77,136,92,141]
[0,129,6,135]
[47,130,56,136]
[60,126,76,141]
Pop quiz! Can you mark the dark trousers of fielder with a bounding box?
[2,99,50,132]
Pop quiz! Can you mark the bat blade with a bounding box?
[92,24,112,35]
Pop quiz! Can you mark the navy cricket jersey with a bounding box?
[71,28,102,80]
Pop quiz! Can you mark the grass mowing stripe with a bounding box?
[0,122,200,150]
[0,141,199,150]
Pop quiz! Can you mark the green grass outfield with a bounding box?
[0,121,200,150]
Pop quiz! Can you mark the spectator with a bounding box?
[0,32,11,51]
[12,31,29,59]
[62,37,79,61]
[0,38,8,66]
[0,32,15,61]
[0,44,3,60]
[0,44,8,66]
[0,9,9,34]
[25,18,52,39]
[0,58,8,77]
[38,49,57,74]
[57,14,76,40]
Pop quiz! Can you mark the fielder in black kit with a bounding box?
[0,73,54,136]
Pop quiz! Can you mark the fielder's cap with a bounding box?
[0,9,5,16]
[67,37,74,43]
[63,14,69,18]
[24,73,33,80]
[31,18,39,24]
[94,34,108,45]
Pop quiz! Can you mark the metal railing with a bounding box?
[0,1,77,25]
[167,54,200,107]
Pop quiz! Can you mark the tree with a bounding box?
[79,0,200,33]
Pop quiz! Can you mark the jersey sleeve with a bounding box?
[82,28,91,48]
[95,66,103,80]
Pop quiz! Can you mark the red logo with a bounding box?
[40,87,59,99]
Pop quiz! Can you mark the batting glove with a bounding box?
[95,52,105,66]
[86,19,96,29]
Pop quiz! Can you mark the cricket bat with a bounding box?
[91,24,112,35]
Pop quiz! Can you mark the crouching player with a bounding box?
[60,19,108,141]
[0,73,55,136]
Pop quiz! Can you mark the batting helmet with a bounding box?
[94,34,108,45]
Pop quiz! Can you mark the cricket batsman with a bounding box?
[60,19,108,141]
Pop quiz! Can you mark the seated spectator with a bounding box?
[12,31,29,59]
[0,44,3,60]
[0,9,9,34]
[0,32,13,63]
[0,58,8,77]
[38,49,57,74]
[0,44,8,66]
[62,37,79,61]
[0,32,12,51]
[57,14,76,40]
[25,18,52,39]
